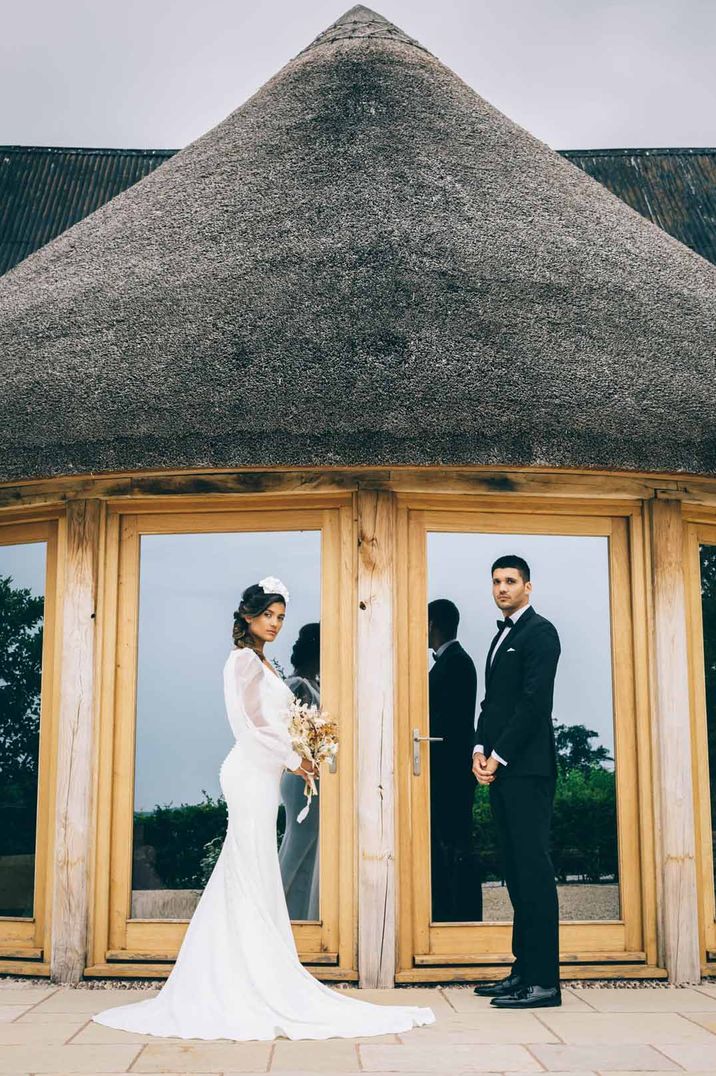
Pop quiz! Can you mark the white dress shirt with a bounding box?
[474,602,531,767]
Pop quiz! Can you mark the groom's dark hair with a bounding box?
[428,598,460,636]
[491,555,531,582]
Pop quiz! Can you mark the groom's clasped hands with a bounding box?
[472,751,498,785]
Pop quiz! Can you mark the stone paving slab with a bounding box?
[131,1042,272,1072]
[0,988,57,1006]
[656,1039,716,1068]
[358,1042,542,1071]
[0,1006,33,1022]
[271,1038,360,1070]
[0,1020,86,1045]
[530,1042,679,1070]
[537,1010,716,1043]
[0,1042,142,1073]
[31,989,158,1013]
[571,986,716,1011]
[343,987,455,1016]
[397,1012,559,1043]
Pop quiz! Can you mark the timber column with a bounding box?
[50,499,103,982]
[356,489,397,987]
[649,494,700,983]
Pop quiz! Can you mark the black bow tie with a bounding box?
[496,617,514,631]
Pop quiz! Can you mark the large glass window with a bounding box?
[0,541,46,918]
[427,532,618,924]
[131,530,322,921]
[699,544,716,906]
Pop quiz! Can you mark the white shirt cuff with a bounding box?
[473,744,483,756]
[491,750,507,766]
[285,750,302,772]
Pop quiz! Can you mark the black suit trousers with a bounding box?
[489,775,559,987]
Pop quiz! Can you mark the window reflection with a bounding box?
[698,545,716,905]
[131,530,321,921]
[427,532,618,923]
[0,542,46,918]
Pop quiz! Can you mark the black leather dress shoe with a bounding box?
[490,984,561,1008]
[473,972,522,998]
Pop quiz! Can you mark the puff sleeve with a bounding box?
[223,648,302,771]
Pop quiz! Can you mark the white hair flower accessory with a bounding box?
[259,576,290,604]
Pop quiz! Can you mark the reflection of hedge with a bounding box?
[472,766,617,884]
[133,794,287,890]
[133,793,227,889]
[0,799,37,856]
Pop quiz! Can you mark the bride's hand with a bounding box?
[290,757,317,779]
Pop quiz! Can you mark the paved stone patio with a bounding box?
[3,981,716,1073]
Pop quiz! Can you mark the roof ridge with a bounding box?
[562,147,716,158]
[295,4,429,59]
[0,145,176,157]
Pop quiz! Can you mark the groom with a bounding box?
[472,555,561,1008]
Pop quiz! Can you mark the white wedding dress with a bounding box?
[93,647,435,1040]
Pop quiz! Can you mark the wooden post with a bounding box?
[50,499,103,982]
[356,489,396,987]
[649,495,701,983]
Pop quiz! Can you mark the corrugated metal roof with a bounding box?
[0,145,714,276]
[0,146,174,275]
[563,148,716,267]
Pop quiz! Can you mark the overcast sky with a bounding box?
[1,0,713,151]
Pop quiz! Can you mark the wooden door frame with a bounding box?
[87,496,358,979]
[684,511,716,972]
[395,494,659,981]
[0,515,61,972]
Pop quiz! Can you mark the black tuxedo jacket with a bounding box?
[474,606,561,778]
[429,641,477,797]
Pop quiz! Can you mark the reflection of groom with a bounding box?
[472,556,562,1009]
[428,599,482,922]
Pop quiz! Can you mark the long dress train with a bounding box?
[93,646,435,1040]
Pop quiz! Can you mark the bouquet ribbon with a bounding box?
[297,772,318,823]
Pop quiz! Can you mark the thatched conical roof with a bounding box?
[1,5,715,481]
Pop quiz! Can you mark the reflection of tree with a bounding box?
[0,575,44,858]
[554,723,612,776]
[699,545,716,890]
[472,722,617,885]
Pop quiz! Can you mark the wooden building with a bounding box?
[1,5,716,987]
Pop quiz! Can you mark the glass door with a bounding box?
[0,520,59,965]
[397,503,652,978]
[686,521,716,966]
[91,502,355,977]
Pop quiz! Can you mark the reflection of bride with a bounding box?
[279,622,321,920]
[93,577,434,1040]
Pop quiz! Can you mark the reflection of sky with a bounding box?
[135,531,321,811]
[428,533,614,759]
[0,542,46,597]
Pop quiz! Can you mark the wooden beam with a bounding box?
[356,490,397,988]
[83,963,358,981]
[1,464,714,512]
[396,963,668,982]
[49,499,103,982]
[649,497,701,984]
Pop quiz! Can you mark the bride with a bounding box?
[93,577,435,1040]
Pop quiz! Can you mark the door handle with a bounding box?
[412,727,444,776]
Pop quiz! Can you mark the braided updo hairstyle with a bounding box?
[232,583,286,651]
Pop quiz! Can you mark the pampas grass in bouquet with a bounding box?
[285,698,338,822]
